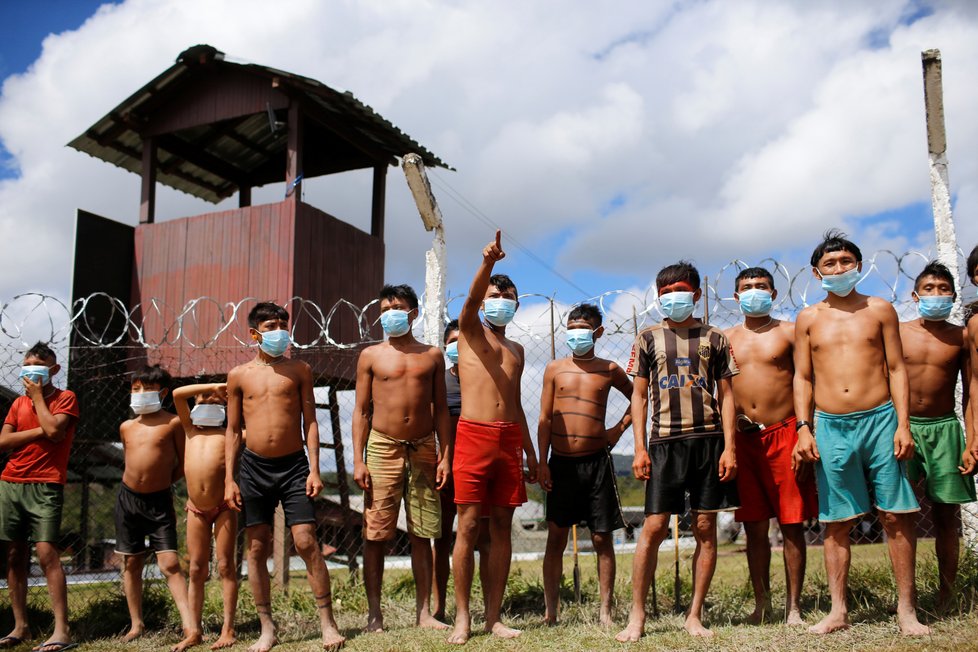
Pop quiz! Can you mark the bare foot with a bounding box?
[365,615,384,633]
[487,621,521,639]
[746,606,768,625]
[210,630,237,650]
[684,615,714,638]
[786,608,805,626]
[122,625,145,642]
[322,625,346,651]
[898,611,930,637]
[247,630,277,652]
[543,614,558,627]
[599,610,613,628]
[615,619,644,642]
[419,614,450,630]
[447,621,470,645]
[172,630,203,652]
[432,609,447,623]
[808,611,849,635]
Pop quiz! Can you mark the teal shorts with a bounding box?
[814,401,919,522]
[0,480,64,543]
[908,414,977,505]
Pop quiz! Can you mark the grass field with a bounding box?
[3,542,978,651]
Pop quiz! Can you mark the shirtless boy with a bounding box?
[353,284,451,632]
[724,268,816,626]
[173,382,238,649]
[449,230,538,644]
[225,302,344,652]
[116,365,196,651]
[0,342,78,652]
[900,262,976,610]
[539,303,632,626]
[617,261,739,642]
[794,230,928,636]
[432,320,491,623]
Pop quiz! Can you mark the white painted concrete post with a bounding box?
[922,49,978,549]
[402,154,447,347]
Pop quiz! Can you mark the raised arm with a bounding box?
[431,349,452,490]
[630,376,650,480]
[172,383,226,431]
[352,348,374,491]
[459,230,504,336]
[879,302,913,460]
[297,362,323,498]
[792,309,819,466]
[536,362,557,491]
[606,365,634,447]
[224,368,245,510]
[23,377,71,442]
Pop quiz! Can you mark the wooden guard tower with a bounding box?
[67,45,450,576]
[69,44,449,374]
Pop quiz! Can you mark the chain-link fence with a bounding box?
[1,249,976,613]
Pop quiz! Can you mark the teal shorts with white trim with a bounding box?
[813,401,919,523]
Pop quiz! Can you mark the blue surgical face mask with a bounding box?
[380,309,411,337]
[738,289,773,317]
[659,292,696,322]
[258,329,290,357]
[566,328,595,356]
[190,403,226,427]
[130,391,162,415]
[445,341,459,365]
[916,294,954,321]
[19,365,50,386]
[483,298,517,327]
[820,267,861,297]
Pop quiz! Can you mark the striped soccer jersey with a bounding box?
[625,321,739,444]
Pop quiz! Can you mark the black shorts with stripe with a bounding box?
[546,449,625,533]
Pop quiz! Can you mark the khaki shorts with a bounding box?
[0,480,64,543]
[364,430,440,541]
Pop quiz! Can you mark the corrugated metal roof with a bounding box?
[68,45,451,204]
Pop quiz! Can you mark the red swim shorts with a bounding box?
[453,418,527,507]
[734,416,818,525]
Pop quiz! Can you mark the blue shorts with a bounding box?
[814,401,919,523]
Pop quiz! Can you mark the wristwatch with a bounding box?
[797,420,813,431]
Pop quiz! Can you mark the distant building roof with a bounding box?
[68,44,451,203]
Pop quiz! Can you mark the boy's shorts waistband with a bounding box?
[549,448,608,463]
[369,429,435,447]
[120,482,173,499]
[909,412,959,425]
[458,417,519,428]
[242,447,307,463]
[815,400,893,421]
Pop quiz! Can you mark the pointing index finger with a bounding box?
[495,229,501,249]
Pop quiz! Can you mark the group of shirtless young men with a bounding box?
[2,229,977,651]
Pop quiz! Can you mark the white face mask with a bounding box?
[190,403,226,427]
[130,391,162,415]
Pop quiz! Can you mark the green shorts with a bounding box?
[0,480,64,543]
[908,414,977,505]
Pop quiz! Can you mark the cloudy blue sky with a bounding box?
[2,0,978,316]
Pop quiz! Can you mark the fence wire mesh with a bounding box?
[0,249,976,614]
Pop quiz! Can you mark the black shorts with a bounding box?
[546,449,625,533]
[114,483,178,555]
[646,436,739,515]
[239,448,317,528]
